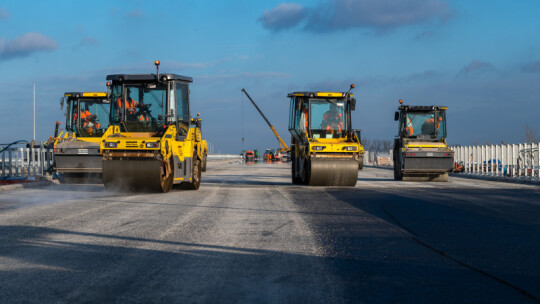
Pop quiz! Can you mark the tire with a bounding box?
[302,160,311,185]
[393,152,403,181]
[291,152,302,185]
[358,157,364,170]
[159,158,174,193]
[180,154,201,190]
[201,153,207,172]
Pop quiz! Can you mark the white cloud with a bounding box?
[0,32,58,61]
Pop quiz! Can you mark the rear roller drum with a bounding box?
[59,173,102,184]
[402,172,449,182]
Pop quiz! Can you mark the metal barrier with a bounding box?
[1,141,54,180]
[207,154,243,160]
[451,143,540,180]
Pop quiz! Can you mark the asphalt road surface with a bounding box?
[1,160,539,303]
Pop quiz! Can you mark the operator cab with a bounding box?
[288,90,356,141]
[63,92,110,137]
[107,61,193,135]
[395,105,447,141]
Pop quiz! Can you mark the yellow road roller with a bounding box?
[53,92,112,183]
[288,85,364,186]
[101,61,205,192]
[392,100,454,181]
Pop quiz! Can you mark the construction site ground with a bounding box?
[1,160,539,303]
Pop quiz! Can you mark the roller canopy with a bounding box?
[106,73,193,83]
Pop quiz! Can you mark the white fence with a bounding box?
[207,154,243,160]
[0,142,54,179]
[451,143,540,180]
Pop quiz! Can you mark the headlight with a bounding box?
[312,146,326,151]
[344,146,358,151]
[104,142,117,148]
[146,142,160,148]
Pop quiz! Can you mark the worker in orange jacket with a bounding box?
[406,116,414,136]
[323,104,344,133]
[117,88,140,120]
[74,105,100,134]
[425,116,443,129]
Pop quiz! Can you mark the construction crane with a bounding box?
[241,88,289,152]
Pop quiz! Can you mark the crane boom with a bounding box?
[241,88,289,151]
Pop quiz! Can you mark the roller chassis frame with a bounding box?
[393,143,454,182]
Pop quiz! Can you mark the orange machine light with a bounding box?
[106,81,111,86]
[399,99,403,104]
[155,60,160,66]
[351,84,355,88]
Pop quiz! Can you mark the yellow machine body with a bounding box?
[100,70,205,192]
[393,105,454,181]
[53,92,110,183]
[288,90,364,186]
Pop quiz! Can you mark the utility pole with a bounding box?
[33,83,36,141]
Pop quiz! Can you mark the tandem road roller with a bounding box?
[53,92,112,183]
[393,100,454,181]
[100,61,206,192]
[288,85,364,186]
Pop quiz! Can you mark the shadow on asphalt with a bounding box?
[286,187,540,303]
[0,225,336,303]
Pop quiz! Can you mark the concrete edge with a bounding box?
[364,165,393,170]
[450,173,540,185]
[366,165,540,185]
[0,180,55,192]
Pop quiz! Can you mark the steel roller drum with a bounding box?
[308,158,358,186]
[102,159,172,192]
[403,172,448,182]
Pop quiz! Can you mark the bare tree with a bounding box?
[362,138,393,152]
[525,124,538,143]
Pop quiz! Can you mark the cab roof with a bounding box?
[106,73,193,83]
[64,92,107,98]
[399,105,448,111]
[287,92,352,98]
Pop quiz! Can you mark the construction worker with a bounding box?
[117,88,139,120]
[74,104,100,134]
[425,115,443,129]
[421,114,442,135]
[300,103,309,131]
[136,101,150,122]
[406,116,414,136]
[322,104,344,133]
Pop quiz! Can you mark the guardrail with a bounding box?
[451,143,540,180]
[207,154,243,160]
[0,141,54,180]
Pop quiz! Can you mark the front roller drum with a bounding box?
[103,159,173,192]
[307,158,358,186]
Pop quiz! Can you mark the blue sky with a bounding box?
[1,0,539,153]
